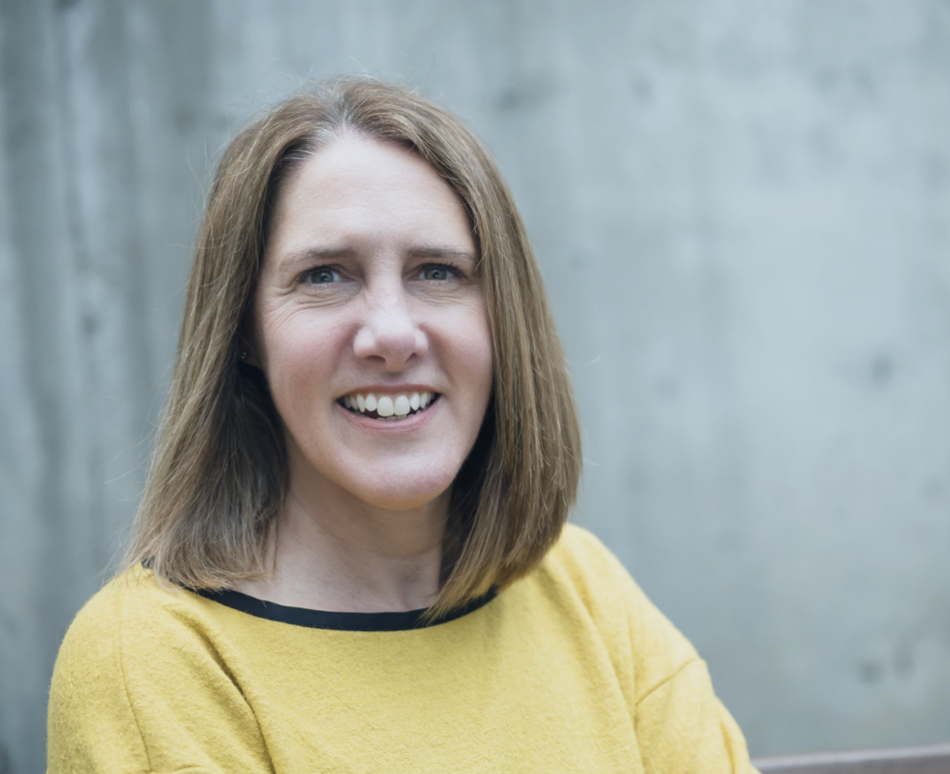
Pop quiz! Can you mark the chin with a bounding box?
[351,475,455,513]
[288,442,473,515]
[344,454,467,510]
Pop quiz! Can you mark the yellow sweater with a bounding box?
[48,525,757,773]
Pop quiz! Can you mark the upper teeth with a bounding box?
[342,391,435,418]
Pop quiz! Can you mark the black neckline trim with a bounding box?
[192,585,498,632]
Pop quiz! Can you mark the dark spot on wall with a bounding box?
[922,153,950,191]
[649,22,691,65]
[624,467,644,493]
[868,353,893,386]
[631,75,654,105]
[715,526,740,555]
[806,128,842,170]
[0,604,16,637]
[814,66,837,93]
[56,0,81,10]
[493,77,555,113]
[858,659,883,683]
[495,88,523,112]
[812,64,876,105]
[82,312,98,338]
[894,646,914,678]
[922,478,945,499]
[0,741,10,774]
[173,107,198,135]
[654,374,679,399]
[850,65,875,99]
[715,40,758,76]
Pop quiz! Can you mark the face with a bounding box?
[252,134,493,514]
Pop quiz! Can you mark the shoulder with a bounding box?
[542,522,628,579]
[51,564,221,710]
[531,524,700,701]
[49,567,267,774]
[535,523,657,624]
[48,567,166,772]
[533,526,756,772]
[53,565,254,706]
[56,565,218,667]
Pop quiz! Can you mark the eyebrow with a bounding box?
[278,245,478,268]
[278,247,359,269]
[408,246,478,262]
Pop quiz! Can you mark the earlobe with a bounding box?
[238,343,262,369]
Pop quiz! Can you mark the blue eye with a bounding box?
[303,266,342,284]
[420,265,457,281]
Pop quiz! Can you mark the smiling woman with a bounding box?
[46,79,758,773]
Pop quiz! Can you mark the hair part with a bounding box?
[124,78,582,618]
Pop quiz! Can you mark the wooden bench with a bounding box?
[752,743,950,773]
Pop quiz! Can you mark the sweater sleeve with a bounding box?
[634,656,757,774]
[47,573,274,774]
[560,526,758,774]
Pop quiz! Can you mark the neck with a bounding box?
[238,474,450,613]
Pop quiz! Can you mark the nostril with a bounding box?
[352,321,428,368]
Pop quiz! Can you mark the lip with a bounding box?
[337,394,440,431]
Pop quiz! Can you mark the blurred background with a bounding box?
[2,0,950,771]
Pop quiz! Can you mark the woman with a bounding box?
[48,79,757,773]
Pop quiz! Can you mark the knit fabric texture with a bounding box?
[47,524,758,773]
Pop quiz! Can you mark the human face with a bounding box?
[252,135,493,515]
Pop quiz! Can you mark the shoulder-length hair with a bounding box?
[125,78,581,616]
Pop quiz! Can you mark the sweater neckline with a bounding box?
[192,585,497,632]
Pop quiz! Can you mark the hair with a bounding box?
[124,77,581,617]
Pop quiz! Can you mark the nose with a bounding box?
[352,286,428,370]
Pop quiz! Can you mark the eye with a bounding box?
[418,264,460,281]
[301,266,343,284]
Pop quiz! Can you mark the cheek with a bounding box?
[256,312,346,395]
[260,324,307,386]
[454,309,494,394]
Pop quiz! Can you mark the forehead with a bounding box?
[265,135,474,260]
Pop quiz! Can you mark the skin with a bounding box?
[237,134,494,613]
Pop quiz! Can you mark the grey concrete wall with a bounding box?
[2,0,949,771]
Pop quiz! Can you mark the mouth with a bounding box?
[338,391,440,422]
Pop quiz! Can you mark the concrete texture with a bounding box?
[2,0,949,770]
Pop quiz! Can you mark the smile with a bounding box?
[339,391,439,421]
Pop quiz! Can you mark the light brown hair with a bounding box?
[124,78,581,616]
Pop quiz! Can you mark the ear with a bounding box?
[237,340,262,369]
[236,309,263,368]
